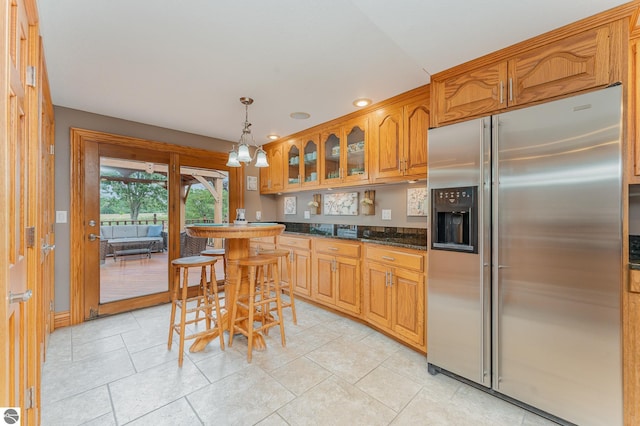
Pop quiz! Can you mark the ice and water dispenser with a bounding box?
[430,186,478,253]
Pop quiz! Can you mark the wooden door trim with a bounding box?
[70,128,241,325]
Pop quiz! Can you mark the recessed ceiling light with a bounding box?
[353,98,372,107]
[290,112,310,120]
[267,134,280,140]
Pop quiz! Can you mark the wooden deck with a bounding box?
[100,251,225,304]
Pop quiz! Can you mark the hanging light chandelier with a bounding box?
[226,97,269,168]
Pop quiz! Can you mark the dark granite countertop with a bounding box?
[279,222,427,251]
[630,235,640,263]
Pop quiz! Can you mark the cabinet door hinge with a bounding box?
[27,66,36,87]
[49,144,55,155]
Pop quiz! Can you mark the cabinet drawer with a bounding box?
[278,235,311,250]
[365,245,424,272]
[314,239,360,257]
[631,268,640,293]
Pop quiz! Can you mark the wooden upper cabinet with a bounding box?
[301,133,319,188]
[259,142,284,193]
[372,103,403,181]
[371,92,429,182]
[432,22,620,126]
[632,38,640,177]
[432,62,507,125]
[509,24,612,107]
[284,138,302,190]
[320,116,368,186]
[403,97,429,177]
[283,133,320,190]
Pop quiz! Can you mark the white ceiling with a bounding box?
[37,0,629,145]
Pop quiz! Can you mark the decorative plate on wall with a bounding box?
[407,187,428,216]
[284,196,296,215]
[323,192,358,216]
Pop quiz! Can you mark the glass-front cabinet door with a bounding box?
[286,139,301,189]
[321,126,342,184]
[320,117,368,185]
[344,117,368,182]
[301,134,319,187]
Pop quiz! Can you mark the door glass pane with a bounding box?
[287,144,300,184]
[99,158,169,303]
[303,139,317,183]
[323,132,340,180]
[346,125,365,177]
[180,166,228,285]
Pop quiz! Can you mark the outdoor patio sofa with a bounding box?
[100,224,166,262]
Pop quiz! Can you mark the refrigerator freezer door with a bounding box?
[427,118,491,387]
[493,86,622,425]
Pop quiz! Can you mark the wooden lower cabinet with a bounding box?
[627,269,640,424]
[312,239,361,316]
[363,244,426,352]
[277,235,312,297]
[291,236,427,351]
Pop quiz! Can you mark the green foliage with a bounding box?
[100,171,168,220]
[184,187,229,220]
[100,169,228,222]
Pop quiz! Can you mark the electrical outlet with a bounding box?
[382,209,392,220]
[256,211,261,221]
[304,210,311,219]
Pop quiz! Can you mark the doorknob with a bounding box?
[9,289,33,304]
[88,233,101,241]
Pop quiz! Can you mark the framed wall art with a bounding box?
[407,187,428,216]
[323,192,358,216]
[284,196,297,215]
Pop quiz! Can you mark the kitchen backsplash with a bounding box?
[630,235,640,261]
[283,222,427,248]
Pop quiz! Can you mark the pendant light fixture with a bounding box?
[226,97,269,168]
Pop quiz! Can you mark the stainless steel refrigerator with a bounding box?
[426,85,622,425]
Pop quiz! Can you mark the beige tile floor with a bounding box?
[40,297,558,425]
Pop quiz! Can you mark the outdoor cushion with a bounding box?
[136,225,149,237]
[112,225,138,239]
[147,225,163,237]
[100,226,113,239]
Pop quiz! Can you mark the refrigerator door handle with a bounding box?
[481,116,492,387]
[491,115,502,390]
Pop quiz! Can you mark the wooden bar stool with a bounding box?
[259,248,297,325]
[168,255,225,367]
[201,247,226,294]
[228,254,286,362]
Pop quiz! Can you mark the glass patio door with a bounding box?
[98,157,170,304]
[83,142,171,318]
